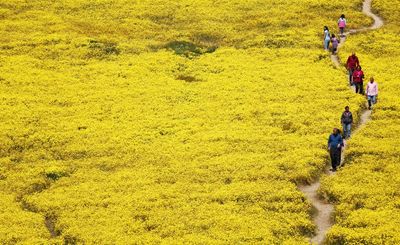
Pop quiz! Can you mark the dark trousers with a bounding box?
[330,148,342,169]
[348,68,355,84]
[355,82,363,94]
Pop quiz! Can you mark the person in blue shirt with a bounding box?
[328,128,344,171]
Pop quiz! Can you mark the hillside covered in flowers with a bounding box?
[0,0,398,244]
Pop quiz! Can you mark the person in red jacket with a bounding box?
[352,66,365,94]
[346,53,360,85]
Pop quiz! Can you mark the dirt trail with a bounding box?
[331,0,384,66]
[299,0,384,244]
[363,0,384,30]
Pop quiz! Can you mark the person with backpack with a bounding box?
[328,128,344,171]
[338,14,347,37]
[352,66,365,94]
[366,77,378,109]
[323,26,331,50]
[346,52,360,85]
[341,106,353,139]
[331,34,339,54]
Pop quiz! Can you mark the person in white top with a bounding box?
[366,77,378,110]
[323,26,331,50]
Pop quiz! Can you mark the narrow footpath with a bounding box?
[299,0,384,244]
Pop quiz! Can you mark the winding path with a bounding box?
[299,0,384,244]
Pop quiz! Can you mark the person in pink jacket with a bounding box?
[338,14,347,37]
[352,66,365,94]
[366,77,378,109]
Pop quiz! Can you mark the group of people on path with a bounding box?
[323,14,347,54]
[325,15,380,172]
[327,106,353,172]
[346,52,379,110]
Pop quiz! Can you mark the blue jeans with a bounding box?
[343,123,351,139]
[368,95,377,108]
[324,39,330,50]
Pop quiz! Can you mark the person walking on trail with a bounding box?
[328,128,344,172]
[331,34,339,54]
[341,106,353,139]
[323,26,331,50]
[338,14,347,37]
[353,66,365,94]
[366,77,378,109]
[346,52,360,85]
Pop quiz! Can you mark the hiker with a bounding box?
[323,26,331,50]
[352,66,365,94]
[331,34,339,54]
[366,77,378,109]
[341,106,353,139]
[328,128,344,171]
[346,53,360,85]
[338,14,347,37]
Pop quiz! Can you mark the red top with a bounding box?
[346,55,360,69]
[353,70,364,83]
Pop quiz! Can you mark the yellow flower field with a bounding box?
[321,0,400,243]
[1,0,396,244]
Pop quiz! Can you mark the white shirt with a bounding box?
[366,82,378,96]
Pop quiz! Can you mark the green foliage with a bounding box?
[164,40,217,58]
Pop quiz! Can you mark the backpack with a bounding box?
[339,19,346,28]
